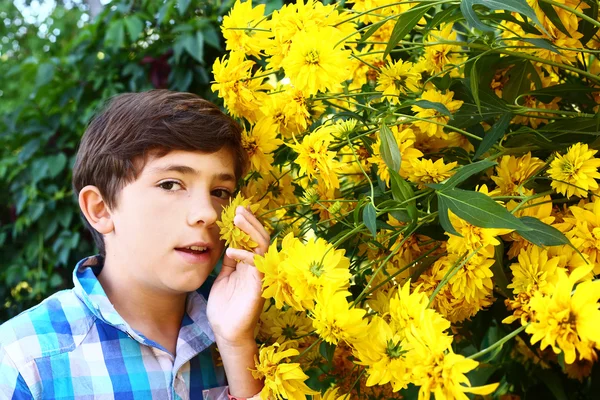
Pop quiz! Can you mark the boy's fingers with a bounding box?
[236,206,270,243]
[218,254,237,279]
[244,207,270,242]
[225,247,256,265]
[234,214,269,255]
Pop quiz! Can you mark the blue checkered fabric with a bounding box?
[0,255,229,399]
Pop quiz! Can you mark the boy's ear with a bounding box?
[78,185,114,234]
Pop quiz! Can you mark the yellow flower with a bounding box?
[446,208,513,258]
[311,289,369,345]
[422,24,466,75]
[242,118,283,175]
[504,196,555,259]
[447,253,495,304]
[289,124,341,190]
[251,342,318,400]
[411,89,463,138]
[243,166,297,212]
[503,247,564,325]
[255,234,305,310]
[408,345,499,400]
[211,51,270,122]
[312,386,350,400]
[259,306,313,345]
[548,142,600,198]
[367,125,424,186]
[508,247,563,297]
[527,269,600,364]
[266,0,356,70]
[285,236,352,310]
[281,27,353,96]
[416,255,495,323]
[353,316,411,392]
[221,0,272,57]
[217,193,261,251]
[491,153,545,196]
[406,157,457,189]
[560,198,600,273]
[389,281,451,338]
[260,86,312,137]
[404,316,499,399]
[376,60,419,104]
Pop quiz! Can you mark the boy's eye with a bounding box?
[212,188,233,200]
[158,181,183,191]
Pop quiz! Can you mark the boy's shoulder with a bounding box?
[0,288,96,366]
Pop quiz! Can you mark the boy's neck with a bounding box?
[97,259,187,357]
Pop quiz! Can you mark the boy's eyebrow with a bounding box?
[149,164,236,183]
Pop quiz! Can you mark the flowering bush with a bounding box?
[213,0,600,398]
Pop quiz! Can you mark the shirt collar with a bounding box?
[72,255,215,360]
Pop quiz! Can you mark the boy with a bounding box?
[0,90,268,399]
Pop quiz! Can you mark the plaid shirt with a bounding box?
[0,255,229,399]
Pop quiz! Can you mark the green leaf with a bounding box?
[360,19,388,43]
[428,5,460,29]
[203,26,221,50]
[28,202,45,223]
[363,203,377,237]
[525,83,600,100]
[534,369,568,400]
[437,195,461,236]
[503,61,537,104]
[390,170,418,221]
[35,63,55,87]
[538,0,571,37]
[47,153,67,178]
[461,0,547,34]
[412,100,452,118]
[182,31,204,63]
[124,15,144,42]
[470,58,482,115]
[580,0,599,45]
[491,241,511,298]
[104,20,125,51]
[521,38,561,55]
[384,4,432,59]
[379,123,401,173]
[516,216,570,247]
[474,113,512,159]
[319,341,336,364]
[440,159,497,188]
[178,0,191,15]
[438,188,530,230]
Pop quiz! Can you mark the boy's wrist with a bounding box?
[214,334,256,350]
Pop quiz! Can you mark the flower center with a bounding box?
[310,260,325,277]
[282,324,297,339]
[305,49,320,65]
[385,339,404,359]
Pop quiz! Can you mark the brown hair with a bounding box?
[72,89,248,256]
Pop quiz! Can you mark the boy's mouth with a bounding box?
[177,246,209,254]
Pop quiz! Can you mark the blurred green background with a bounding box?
[0,0,284,322]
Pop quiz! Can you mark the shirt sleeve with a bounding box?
[202,385,229,399]
[0,346,34,399]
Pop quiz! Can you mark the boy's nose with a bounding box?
[187,195,218,226]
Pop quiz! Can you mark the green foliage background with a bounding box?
[0,0,280,321]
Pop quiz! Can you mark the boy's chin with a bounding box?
[160,270,210,294]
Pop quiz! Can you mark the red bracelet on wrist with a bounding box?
[227,390,262,400]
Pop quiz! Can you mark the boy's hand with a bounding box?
[206,206,269,346]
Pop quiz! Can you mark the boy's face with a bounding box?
[105,148,237,294]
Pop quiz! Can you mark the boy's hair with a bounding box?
[72,89,248,256]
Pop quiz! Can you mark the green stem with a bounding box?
[467,324,528,359]
[292,337,322,362]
